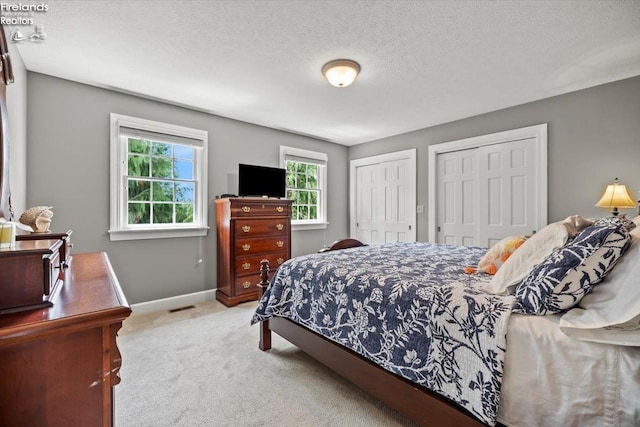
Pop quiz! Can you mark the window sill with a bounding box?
[108,226,209,241]
[291,222,329,231]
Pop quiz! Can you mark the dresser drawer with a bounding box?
[235,237,288,256]
[43,249,62,296]
[234,272,275,295]
[231,201,290,217]
[0,238,64,312]
[234,252,288,277]
[17,230,72,269]
[234,219,288,237]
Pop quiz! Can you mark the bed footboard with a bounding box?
[267,316,485,427]
[258,259,271,351]
[255,254,486,427]
[258,239,365,351]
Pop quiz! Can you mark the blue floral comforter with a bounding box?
[252,242,515,425]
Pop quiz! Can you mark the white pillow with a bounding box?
[481,215,594,295]
[559,226,640,346]
[480,222,569,294]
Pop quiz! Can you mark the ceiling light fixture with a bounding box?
[322,59,360,88]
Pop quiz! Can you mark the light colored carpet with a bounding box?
[115,300,418,427]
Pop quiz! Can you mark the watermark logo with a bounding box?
[1,2,49,43]
[11,24,45,42]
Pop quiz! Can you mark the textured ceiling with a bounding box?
[9,1,640,145]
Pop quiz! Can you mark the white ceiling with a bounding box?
[10,1,640,146]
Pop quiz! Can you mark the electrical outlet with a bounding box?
[416,205,424,214]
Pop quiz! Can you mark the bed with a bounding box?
[252,216,640,426]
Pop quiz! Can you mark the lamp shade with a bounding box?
[595,178,636,216]
[322,59,360,88]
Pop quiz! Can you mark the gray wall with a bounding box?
[27,73,349,304]
[349,76,640,241]
[7,42,27,218]
[22,72,640,304]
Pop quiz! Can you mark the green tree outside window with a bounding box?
[286,159,320,221]
[126,138,195,225]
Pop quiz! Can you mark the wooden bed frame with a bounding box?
[256,240,487,427]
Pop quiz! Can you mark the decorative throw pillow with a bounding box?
[593,215,636,233]
[472,235,528,275]
[559,226,640,346]
[562,214,596,236]
[513,222,631,315]
[481,215,593,295]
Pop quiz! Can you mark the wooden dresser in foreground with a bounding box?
[0,252,131,427]
[215,197,292,306]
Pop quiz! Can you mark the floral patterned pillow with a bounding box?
[593,215,636,233]
[513,222,631,315]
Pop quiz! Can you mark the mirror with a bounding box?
[0,24,15,220]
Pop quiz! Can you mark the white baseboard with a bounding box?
[131,289,216,315]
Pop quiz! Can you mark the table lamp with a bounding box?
[595,178,636,217]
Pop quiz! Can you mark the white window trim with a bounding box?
[279,145,328,231]
[109,113,209,241]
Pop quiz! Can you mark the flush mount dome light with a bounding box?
[321,59,361,88]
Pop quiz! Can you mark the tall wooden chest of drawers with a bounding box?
[215,197,292,307]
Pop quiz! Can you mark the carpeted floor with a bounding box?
[115,300,418,427]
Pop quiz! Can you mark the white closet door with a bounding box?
[436,138,538,247]
[352,150,416,245]
[477,138,537,247]
[437,149,479,246]
[429,124,547,246]
[381,159,413,243]
[355,163,380,244]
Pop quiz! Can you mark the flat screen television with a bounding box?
[238,163,286,198]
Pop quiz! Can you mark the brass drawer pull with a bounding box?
[276,206,284,213]
[242,244,251,251]
[242,281,251,289]
[242,225,251,233]
[242,206,251,213]
[242,262,251,270]
[276,241,284,248]
[276,224,284,231]
[277,257,284,265]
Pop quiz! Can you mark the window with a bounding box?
[109,114,208,241]
[280,146,327,230]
